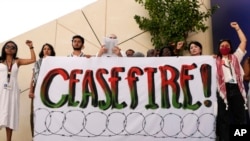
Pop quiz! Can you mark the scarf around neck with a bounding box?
[216,54,248,110]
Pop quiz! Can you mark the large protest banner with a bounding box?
[33,56,217,141]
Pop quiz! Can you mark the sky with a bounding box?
[0,0,97,43]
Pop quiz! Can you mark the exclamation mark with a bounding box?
[200,64,212,107]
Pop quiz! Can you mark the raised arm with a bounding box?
[231,22,247,52]
[17,40,36,66]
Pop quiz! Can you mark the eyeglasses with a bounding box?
[5,45,16,50]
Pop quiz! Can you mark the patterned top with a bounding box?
[32,58,43,85]
[68,52,85,57]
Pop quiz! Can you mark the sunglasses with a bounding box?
[5,45,16,50]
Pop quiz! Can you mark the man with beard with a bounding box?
[68,35,92,57]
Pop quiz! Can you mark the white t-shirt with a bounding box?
[222,48,246,83]
[96,50,127,57]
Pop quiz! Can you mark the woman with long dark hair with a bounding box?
[0,40,36,141]
[28,43,56,137]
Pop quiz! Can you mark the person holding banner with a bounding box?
[68,35,92,58]
[158,45,175,56]
[125,49,135,57]
[158,41,184,57]
[0,40,36,141]
[28,43,56,137]
[215,22,248,141]
[188,41,203,56]
[132,51,145,57]
[146,48,157,57]
[96,34,126,57]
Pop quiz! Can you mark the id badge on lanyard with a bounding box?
[4,83,11,90]
[5,60,13,90]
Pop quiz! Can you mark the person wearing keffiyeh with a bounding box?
[29,43,56,138]
[215,22,248,141]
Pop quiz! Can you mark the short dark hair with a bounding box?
[188,41,202,55]
[188,41,202,50]
[126,49,135,53]
[159,45,174,56]
[72,35,84,44]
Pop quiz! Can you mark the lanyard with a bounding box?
[223,61,233,76]
[6,60,13,83]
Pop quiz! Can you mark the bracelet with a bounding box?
[30,47,34,49]
[236,28,241,31]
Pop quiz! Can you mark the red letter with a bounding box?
[80,70,98,108]
[68,69,82,106]
[126,67,143,109]
[180,64,201,110]
[109,67,127,109]
[144,67,159,109]
[96,68,112,110]
[159,65,181,109]
[41,68,69,108]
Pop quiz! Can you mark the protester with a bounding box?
[132,51,145,57]
[68,35,92,57]
[146,49,157,57]
[96,34,126,57]
[28,43,56,137]
[215,22,248,141]
[158,45,175,56]
[126,49,135,57]
[188,41,203,56]
[0,40,36,141]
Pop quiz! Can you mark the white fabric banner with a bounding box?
[33,56,217,141]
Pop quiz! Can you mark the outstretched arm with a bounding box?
[231,22,247,52]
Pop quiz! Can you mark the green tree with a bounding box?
[134,0,218,49]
